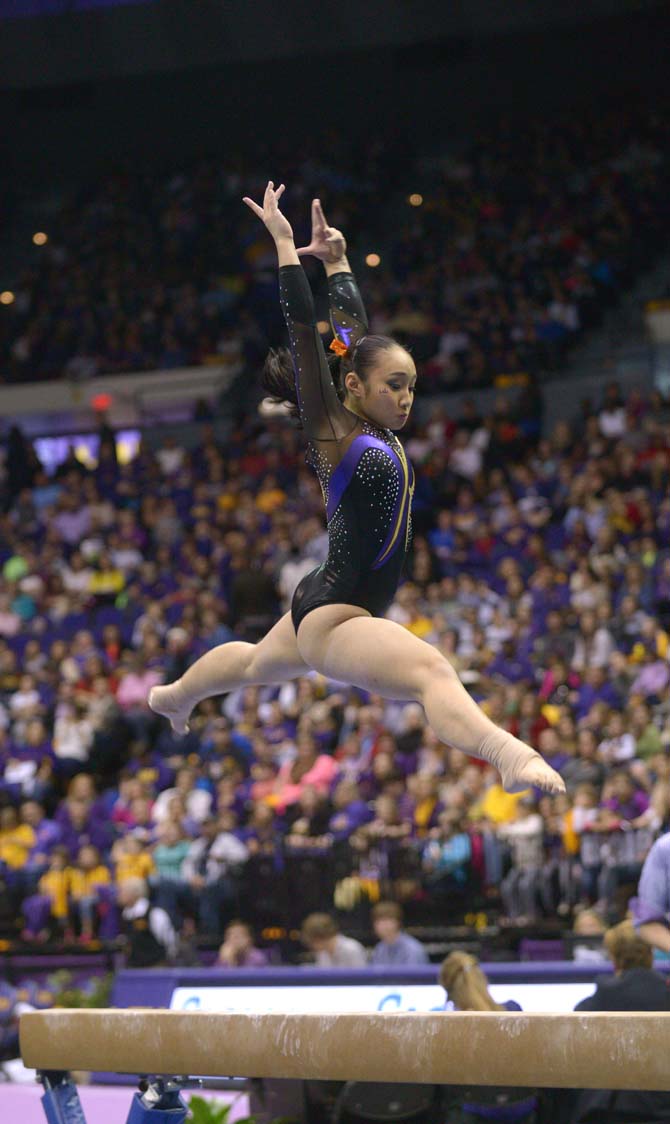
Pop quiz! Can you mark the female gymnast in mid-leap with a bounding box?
[150,182,564,794]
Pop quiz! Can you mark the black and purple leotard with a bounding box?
[278,264,414,633]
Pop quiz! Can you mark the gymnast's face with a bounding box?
[346,346,416,431]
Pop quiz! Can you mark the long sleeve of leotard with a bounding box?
[328,270,369,346]
[279,264,355,443]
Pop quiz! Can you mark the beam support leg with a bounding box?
[39,1072,88,1124]
[125,1078,188,1123]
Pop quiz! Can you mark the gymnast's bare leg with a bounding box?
[148,611,309,734]
[295,604,565,794]
[151,600,563,793]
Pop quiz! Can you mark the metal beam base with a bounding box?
[39,1073,87,1124]
[37,1071,188,1124]
[125,1079,189,1123]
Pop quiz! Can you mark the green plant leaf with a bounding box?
[47,970,73,990]
[187,1093,231,1123]
[83,974,114,1008]
[49,970,114,1010]
[186,1092,298,1124]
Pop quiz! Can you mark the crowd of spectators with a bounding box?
[0,365,669,959]
[0,99,668,961]
[0,103,667,390]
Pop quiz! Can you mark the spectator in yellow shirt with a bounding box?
[255,475,287,515]
[69,844,111,940]
[470,782,528,826]
[88,552,125,597]
[388,583,435,639]
[112,833,155,885]
[0,805,35,871]
[409,772,440,838]
[22,846,70,940]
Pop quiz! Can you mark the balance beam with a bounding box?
[19,1009,670,1090]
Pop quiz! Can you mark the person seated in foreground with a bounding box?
[369,900,429,966]
[559,921,670,1124]
[118,876,177,968]
[576,918,670,1011]
[300,912,367,967]
[216,918,269,968]
[438,951,536,1124]
[439,950,521,1012]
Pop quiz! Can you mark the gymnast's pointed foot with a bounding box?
[148,681,191,735]
[500,750,565,796]
[478,731,565,795]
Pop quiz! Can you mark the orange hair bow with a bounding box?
[329,337,349,357]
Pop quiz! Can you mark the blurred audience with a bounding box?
[0,104,668,963]
[0,103,666,399]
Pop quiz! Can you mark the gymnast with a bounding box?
[150,182,563,795]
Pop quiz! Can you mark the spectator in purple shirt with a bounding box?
[535,728,572,777]
[51,495,92,546]
[216,919,269,968]
[237,804,284,871]
[56,797,111,859]
[574,667,622,720]
[629,659,670,702]
[485,638,535,685]
[601,770,650,823]
[633,832,670,954]
[21,800,61,878]
[327,780,373,842]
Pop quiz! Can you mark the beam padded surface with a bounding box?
[19,1009,670,1090]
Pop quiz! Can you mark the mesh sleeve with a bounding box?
[328,270,369,347]
[278,265,354,443]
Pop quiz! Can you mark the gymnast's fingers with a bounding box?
[242,197,264,218]
[314,198,328,231]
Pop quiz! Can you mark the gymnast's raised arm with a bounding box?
[297,197,369,345]
[243,181,355,444]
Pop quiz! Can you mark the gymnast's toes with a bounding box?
[504,756,565,796]
[148,684,191,735]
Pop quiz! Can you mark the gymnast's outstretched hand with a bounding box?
[296,198,347,263]
[243,180,294,242]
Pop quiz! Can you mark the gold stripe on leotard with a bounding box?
[376,440,410,566]
[405,469,415,550]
